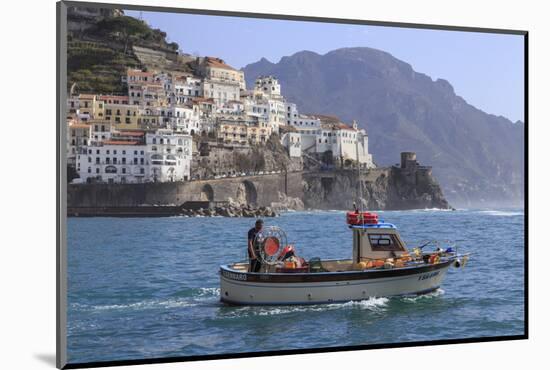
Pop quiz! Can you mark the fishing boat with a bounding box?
[219,211,469,305]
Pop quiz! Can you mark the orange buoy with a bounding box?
[428,254,440,264]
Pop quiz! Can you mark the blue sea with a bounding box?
[67,209,525,364]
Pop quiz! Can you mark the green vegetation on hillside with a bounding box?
[67,13,185,94]
[68,40,140,94]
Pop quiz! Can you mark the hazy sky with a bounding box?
[126,10,525,122]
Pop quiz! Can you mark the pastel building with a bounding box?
[127,69,154,105]
[67,120,92,167]
[198,56,246,89]
[104,103,141,130]
[217,114,271,145]
[67,94,105,121]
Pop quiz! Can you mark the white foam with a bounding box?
[196,287,220,298]
[402,288,445,302]
[72,298,197,312]
[224,296,390,318]
[478,210,524,217]
[337,296,389,310]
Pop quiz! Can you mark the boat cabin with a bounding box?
[351,224,408,263]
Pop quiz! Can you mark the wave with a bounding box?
[336,296,389,310]
[477,210,524,217]
[404,208,454,213]
[401,288,445,302]
[70,298,197,312]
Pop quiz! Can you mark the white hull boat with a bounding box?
[220,211,469,306]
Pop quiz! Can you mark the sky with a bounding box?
[126,10,524,123]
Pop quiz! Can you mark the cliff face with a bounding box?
[192,137,303,179]
[303,167,450,210]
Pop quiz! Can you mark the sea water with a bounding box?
[67,209,525,364]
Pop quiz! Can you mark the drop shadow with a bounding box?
[34,353,57,367]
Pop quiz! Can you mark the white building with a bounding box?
[267,98,286,133]
[156,105,200,134]
[254,76,282,99]
[146,129,193,182]
[203,79,241,107]
[280,131,302,158]
[170,75,203,105]
[285,102,299,125]
[76,129,193,183]
[243,96,269,123]
[286,116,374,167]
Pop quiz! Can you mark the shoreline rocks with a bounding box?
[181,204,277,218]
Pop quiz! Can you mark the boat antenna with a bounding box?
[354,121,364,214]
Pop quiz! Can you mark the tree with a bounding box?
[168,41,179,51]
[96,16,151,54]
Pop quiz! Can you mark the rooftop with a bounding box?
[103,140,141,146]
[308,114,341,124]
[78,94,96,100]
[204,56,237,71]
[117,131,145,137]
[127,69,154,77]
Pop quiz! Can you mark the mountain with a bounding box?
[243,48,525,207]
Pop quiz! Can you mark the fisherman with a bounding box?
[247,219,264,272]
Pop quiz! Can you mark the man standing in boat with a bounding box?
[247,219,263,272]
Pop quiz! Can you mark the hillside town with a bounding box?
[67,56,374,184]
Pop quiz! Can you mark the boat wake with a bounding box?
[221,296,390,318]
[70,298,197,312]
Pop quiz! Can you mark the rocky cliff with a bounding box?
[303,167,450,210]
[192,136,303,179]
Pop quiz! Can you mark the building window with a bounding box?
[122,168,126,174]
[95,158,100,164]
[122,158,126,164]
[87,167,91,173]
[105,166,117,174]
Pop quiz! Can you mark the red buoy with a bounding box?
[346,211,379,225]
